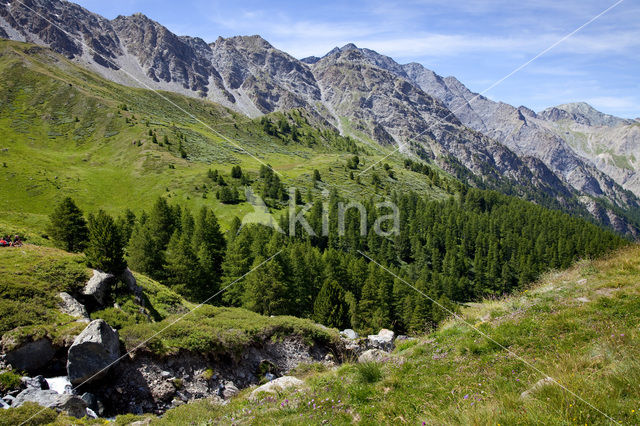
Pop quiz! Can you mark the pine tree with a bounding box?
[48,197,89,252]
[191,207,226,301]
[85,210,126,273]
[242,256,288,315]
[164,231,201,299]
[313,279,349,328]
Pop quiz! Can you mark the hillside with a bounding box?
[2,0,639,235]
[0,244,341,418]
[93,245,640,423]
[0,39,454,241]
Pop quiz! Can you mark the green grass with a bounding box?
[0,244,89,349]
[94,244,640,425]
[0,243,339,371]
[119,305,340,356]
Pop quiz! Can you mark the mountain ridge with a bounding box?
[1,0,639,236]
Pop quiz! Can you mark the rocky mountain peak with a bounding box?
[539,102,632,127]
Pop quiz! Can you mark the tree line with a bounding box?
[48,185,626,334]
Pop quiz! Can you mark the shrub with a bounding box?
[0,371,22,393]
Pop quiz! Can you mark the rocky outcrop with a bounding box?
[67,319,120,386]
[2,338,55,374]
[367,328,395,351]
[82,270,115,307]
[249,376,304,400]
[58,292,89,320]
[13,388,87,418]
[85,335,336,416]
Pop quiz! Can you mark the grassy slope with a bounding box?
[90,244,640,426]
[0,244,336,361]
[0,39,450,242]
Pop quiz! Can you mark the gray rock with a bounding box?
[58,292,89,320]
[340,329,359,340]
[67,319,120,386]
[358,349,389,363]
[3,338,55,373]
[249,376,305,400]
[520,377,556,399]
[82,270,115,306]
[21,375,49,390]
[121,268,142,295]
[13,388,87,418]
[367,328,395,352]
[222,382,239,399]
[3,395,15,406]
[160,370,172,379]
[0,398,8,409]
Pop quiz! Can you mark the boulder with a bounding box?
[0,397,8,409]
[2,394,15,407]
[367,328,395,352]
[67,319,120,386]
[82,270,115,306]
[13,388,87,418]
[222,381,239,399]
[21,375,49,390]
[3,338,55,373]
[358,349,390,363]
[520,377,556,399]
[58,292,89,320]
[340,329,359,340]
[120,268,140,293]
[249,376,304,400]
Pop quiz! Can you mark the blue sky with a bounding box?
[75,0,640,118]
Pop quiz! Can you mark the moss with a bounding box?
[0,371,22,393]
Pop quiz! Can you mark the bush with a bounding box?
[0,371,22,393]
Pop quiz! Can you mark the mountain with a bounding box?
[537,103,640,197]
[401,63,638,207]
[1,0,639,236]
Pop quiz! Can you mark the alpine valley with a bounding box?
[0,0,639,425]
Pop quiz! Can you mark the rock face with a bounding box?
[538,103,640,198]
[2,338,55,374]
[21,375,49,391]
[402,63,640,234]
[67,320,120,386]
[82,270,115,307]
[13,388,87,418]
[249,376,304,400]
[88,335,337,415]
[58,292,89,320]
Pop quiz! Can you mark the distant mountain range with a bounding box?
[1,0,639,235]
